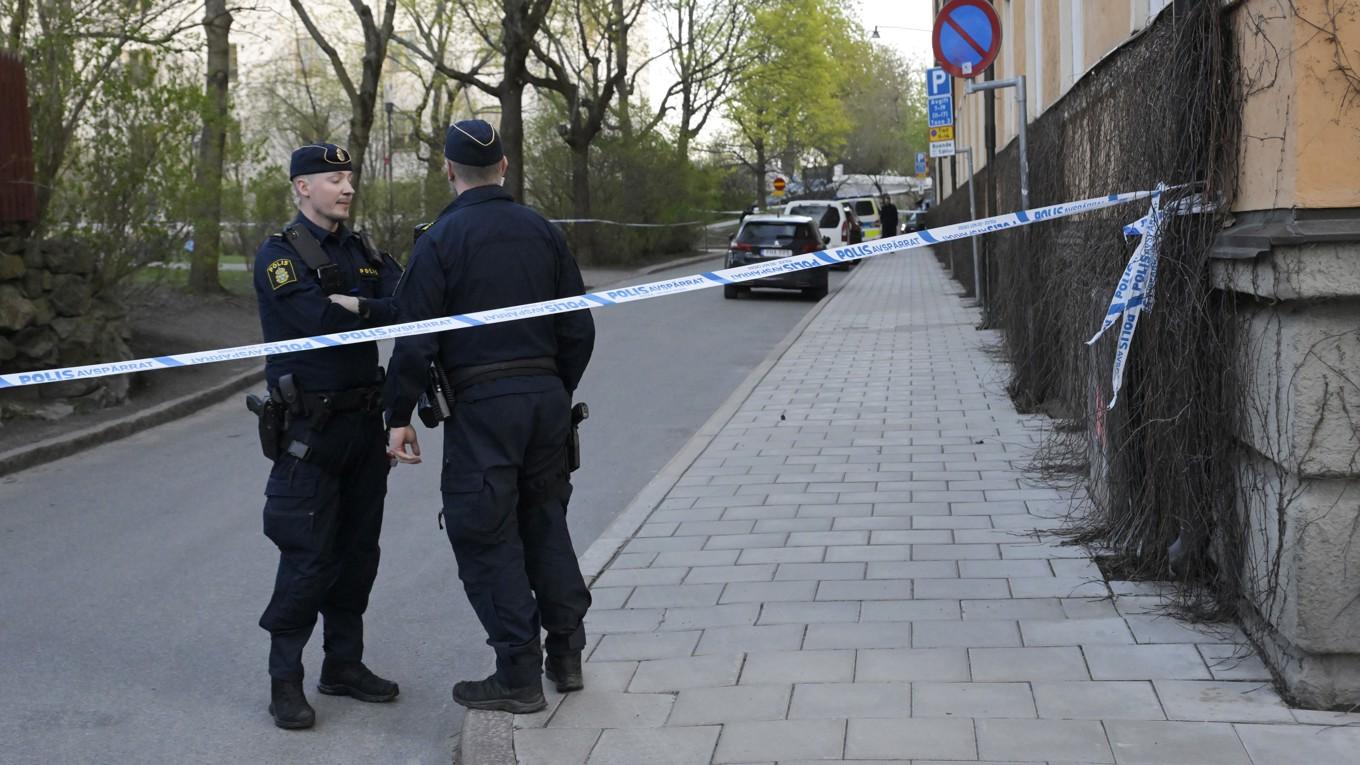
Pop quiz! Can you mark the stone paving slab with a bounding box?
[507,252,1338,764]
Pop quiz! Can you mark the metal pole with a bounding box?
[959,147,980,302]
[965,76,1030,211]
[938,156,956,274]
[1016,75,1029,209]
[982,67,996,320]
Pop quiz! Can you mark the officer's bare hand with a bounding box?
[387,426,422,464]
[329,294,361,314]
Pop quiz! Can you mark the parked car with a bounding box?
[902,209,925,233]
[724,214,830,300]
[843,196,882,239]
[782,200,858,269]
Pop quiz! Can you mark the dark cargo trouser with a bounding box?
[259,410,389,680]
[440,380,591,688]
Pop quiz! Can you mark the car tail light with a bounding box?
[730,242,753,251]
[801,241,821,254]
[841,219,848,241]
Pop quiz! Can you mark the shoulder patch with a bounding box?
[267,258,299,290]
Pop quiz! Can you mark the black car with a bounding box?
[724,214,829,300]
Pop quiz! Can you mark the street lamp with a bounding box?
[871,24,932,38]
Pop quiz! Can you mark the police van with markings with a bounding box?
[842,196,883,239]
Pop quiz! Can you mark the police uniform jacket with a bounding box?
[384,185,595,427]
[254,213,402,392]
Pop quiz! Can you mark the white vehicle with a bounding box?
[843,197,882,239]
[783,200,848,245]
[782,200,859,270]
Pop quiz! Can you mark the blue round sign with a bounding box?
[932,0,1002,79]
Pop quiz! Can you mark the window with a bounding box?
[789,205,838,228]
[738,222,803,245]
[854,201,876,217]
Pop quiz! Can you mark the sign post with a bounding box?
[956,146,980,304]
[965,75,1030,210]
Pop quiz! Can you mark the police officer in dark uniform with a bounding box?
[252,143,403,729]
[879,195,900,239]
[383,120,595,714]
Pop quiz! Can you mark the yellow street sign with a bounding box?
[928,125,954,141]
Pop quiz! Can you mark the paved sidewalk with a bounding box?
[515,249,1360,764]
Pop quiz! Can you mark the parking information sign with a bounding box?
[928,98,952,128]
[925,67,956,158]
[926,66,951,98]
[915,151,927,175]
[926,67,953,128]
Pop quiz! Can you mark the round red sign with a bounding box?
[772,177,787,192]
[932,0,1002,79]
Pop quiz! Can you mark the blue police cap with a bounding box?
[444,120,503,166]
[289,143,353,179]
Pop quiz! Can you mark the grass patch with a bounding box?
[131,266,254,297]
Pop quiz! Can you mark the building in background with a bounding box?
[931,0,1360,708]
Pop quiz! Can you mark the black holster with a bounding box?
[417,361,454,428]
[568,402,589,472]
[246,393,287,461]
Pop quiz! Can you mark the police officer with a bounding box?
[253,143,403,729]
[383,120,595,714]
[879,195,899,239]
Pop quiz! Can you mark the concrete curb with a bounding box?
[0,365,264,478]
[637,251,726,277]
[456,262,864,761]
[454,710,514,765]
[583,250,725,292]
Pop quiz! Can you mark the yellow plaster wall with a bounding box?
[1084,0,1133,71]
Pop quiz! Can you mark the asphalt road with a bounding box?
[0,256,848,764]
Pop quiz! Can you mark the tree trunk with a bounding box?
[347,43,387,217]
[500,80,526,201]
[677,82,694,159]
[570,140,592,262]
[613,0,632,141]
[188,0,232,294]
[7,0,30,49]
[347,106,375,216]
[424,82,449,218]
[753,139,766,205]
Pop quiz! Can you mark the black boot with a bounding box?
[269,678,316,730]
[451,674,546,714]
[545,653,584,693]
[317,659,400,703]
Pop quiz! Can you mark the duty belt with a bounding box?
[269,385,383,418]
[447,357,558,395]
[299,387,383,415]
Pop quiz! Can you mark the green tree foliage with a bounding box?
[838,45,927,176]
[525,101,723,266]
[48,50,204,289]
[724,0,855,198]
[6,0,200,235]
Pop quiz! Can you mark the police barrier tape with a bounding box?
[0,188,1164,389]
[549,218,706,227]
[1086,187,1211,409]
